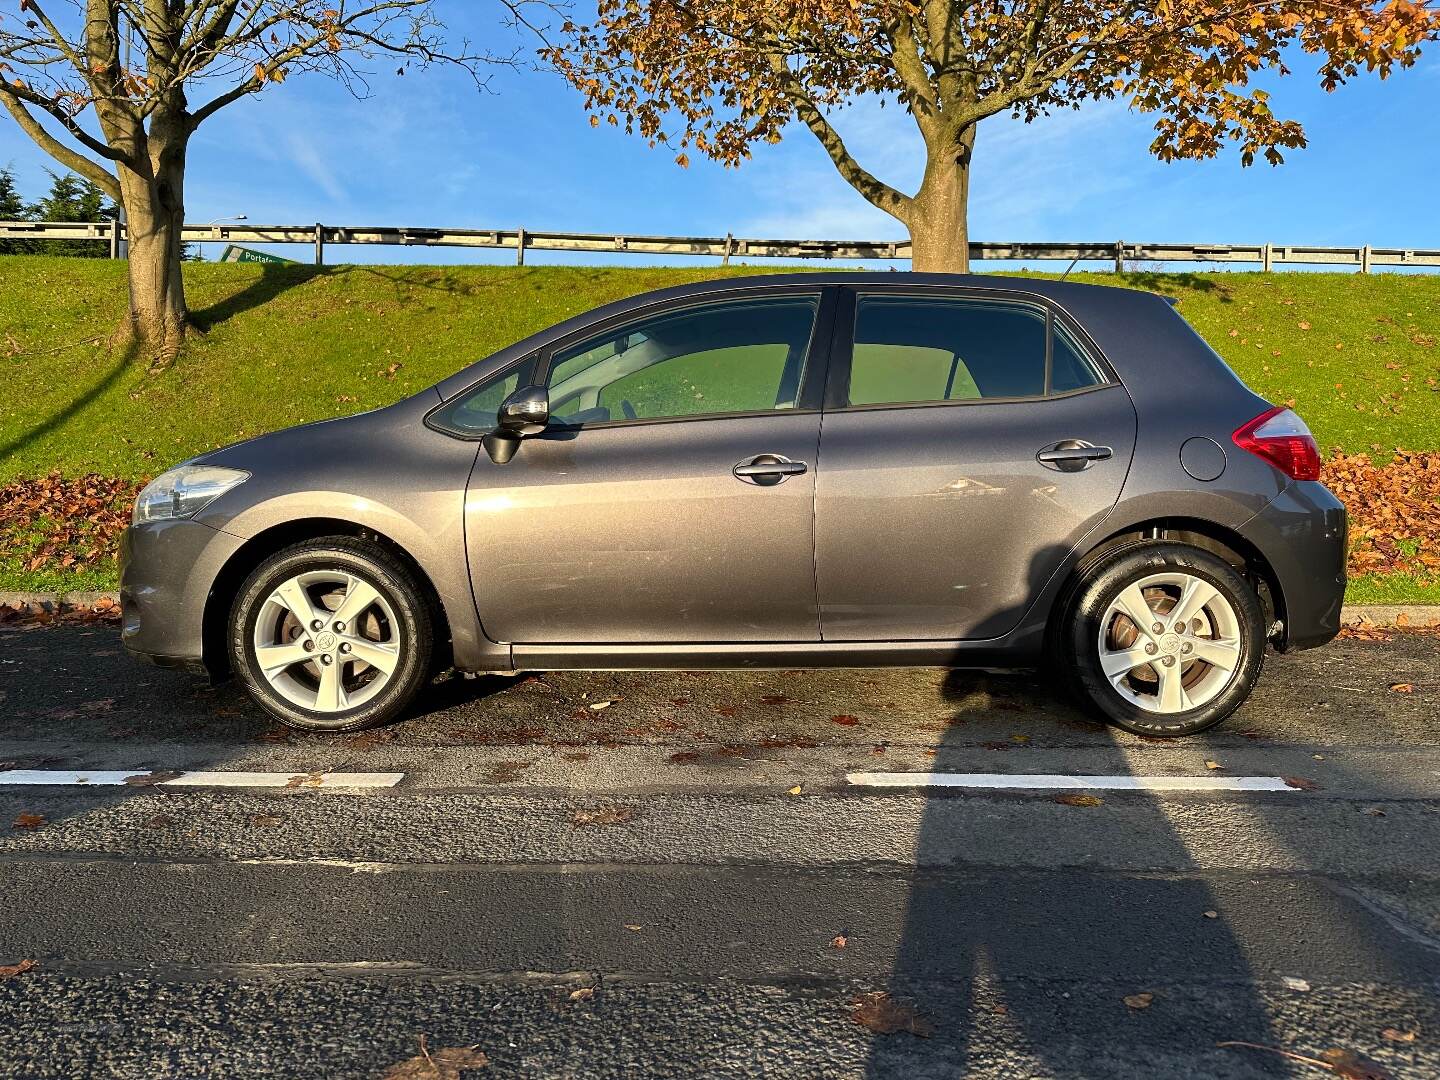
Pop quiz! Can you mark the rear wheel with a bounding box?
[1061,542,1265,737]
[229,538,432,732]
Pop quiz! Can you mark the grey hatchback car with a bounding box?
[120,273,1346,737]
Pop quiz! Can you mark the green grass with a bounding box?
[2,258,1438,603]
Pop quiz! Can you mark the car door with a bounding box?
[813,287,1138,642]
[454,288,835,644]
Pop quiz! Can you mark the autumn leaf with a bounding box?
[1218,1042,1391,1079]
[588,699,614,711]
[382,1036,489,1079]
[831,935,848,949]
[1389,683,1415,693]
[850,993,935,1038]
[1054,793,1103,807]
[830,714,860,726]
[787,785,803,796]
[569,986,596,1002]
[570,805,635,827]
[1123,992,1153,1010]
[1282,776,1321,791]
[12,813,45,829]
[1380,1028,1415,1043]
[0,959,36,979]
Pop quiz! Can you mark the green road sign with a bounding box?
[219,244,297,265]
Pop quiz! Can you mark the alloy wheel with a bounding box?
[250,570,402,713]
[1096,571,1243,714]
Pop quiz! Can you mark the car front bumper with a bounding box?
[119,520,246,675]
[1239,480,1348,651]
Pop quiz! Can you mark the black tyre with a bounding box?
[1059,542,1265,737]
[228,537,433,732]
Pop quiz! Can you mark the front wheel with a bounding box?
[1060,542,1266,737]
[229,538,433,732]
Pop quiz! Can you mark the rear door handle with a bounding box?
[734,454,808,486]
[1037,441,1113,472]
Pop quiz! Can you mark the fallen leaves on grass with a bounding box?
[11,813,45,829]
[0,473,142,579]
[1324,451,1440,583]
[0,959,36,979]
[570,805,636,828]
[1217,1042,1391,1080]
[1054,793,1103,807]
[850,992,935,1038]
[381,1035,489,1079]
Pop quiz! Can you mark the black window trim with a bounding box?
[823,284,1115,414]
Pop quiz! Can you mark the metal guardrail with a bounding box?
[2,219,1438,271]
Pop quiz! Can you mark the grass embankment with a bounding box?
[1,258,1437,600]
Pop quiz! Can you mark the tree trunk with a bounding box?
[118,140,189,368]
[907,123,977,274]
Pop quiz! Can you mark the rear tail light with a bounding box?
[1232,406,1322,481]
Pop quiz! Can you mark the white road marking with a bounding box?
[0,770,404,789]
[846,772,1296,792]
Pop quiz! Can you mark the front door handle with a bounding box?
[1037,440,1113,472]
[734,454,808,486]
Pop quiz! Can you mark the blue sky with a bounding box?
[2,3,1438,268]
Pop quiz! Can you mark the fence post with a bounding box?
[109,218,120,260]
[1261,243,1272,273]
[722,232,733,267]
[1361,245,1372,274]
[314,223,325,265]
[1114,240,1124,274]
[516,227,526,266]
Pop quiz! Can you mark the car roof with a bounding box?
[433,271,1189,402]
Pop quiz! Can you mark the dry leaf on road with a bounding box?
[381,1035,489,1079]
[1389,683,1415,693]
[1380,1028,1416,1043]
[569,987,595,1002]
[1282,776,1321,791]
[850,992,935,1038]
[1217,1042,1392,1080]
[787,785,803,796]
[0,959,36,979]
[830,935,848,949]
[1054,794,1103,807]
[588,700,614,711]
[570,806,636,828]
[12,813,45,830]
[1123,992,1154,1010]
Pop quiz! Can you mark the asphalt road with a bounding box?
[1,621,1438,1079]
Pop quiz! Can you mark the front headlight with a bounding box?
[132,465,250,525]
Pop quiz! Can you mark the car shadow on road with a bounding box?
[861,664,1277,1077]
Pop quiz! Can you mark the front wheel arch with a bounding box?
[202,518,453,680]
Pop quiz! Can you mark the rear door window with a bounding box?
[842,295,1101,407]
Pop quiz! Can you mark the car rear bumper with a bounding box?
[119,520,246,674]
[1239,480,1347,651]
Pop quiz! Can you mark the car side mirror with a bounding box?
[484,386,549,464]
